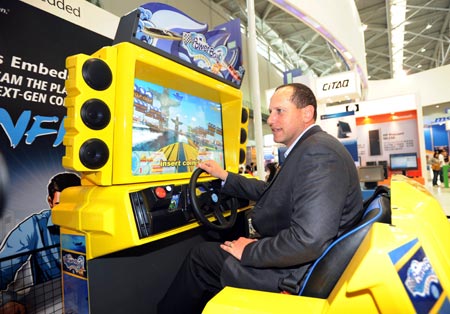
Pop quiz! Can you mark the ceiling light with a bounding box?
[420,48,426,53]
[343,51,353,60]
[361,23,368,31]
[426,23,432,30]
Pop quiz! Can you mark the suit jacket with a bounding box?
[220,125,363,291]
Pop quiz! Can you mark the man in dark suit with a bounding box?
[158,83,363,314]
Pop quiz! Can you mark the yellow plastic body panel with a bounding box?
[53,176,251,260]
[63,42,243,186]
[203,287,328,314]
[203,175,450,313]
[63,47,117,185]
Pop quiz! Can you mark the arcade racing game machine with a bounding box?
[52,3,249,313]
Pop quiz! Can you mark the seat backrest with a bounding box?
[298,185,391,298]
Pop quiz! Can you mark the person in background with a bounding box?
[158,82,363,314]
[264,162,278,183]
[0,172,81,314]
[430,151,441,186]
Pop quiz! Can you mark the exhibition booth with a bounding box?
[0,1,449,314]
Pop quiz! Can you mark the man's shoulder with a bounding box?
[32,209,51,218]
[22,210,51,224]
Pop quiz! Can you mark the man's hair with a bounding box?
[275,83,317,120]
[47,172,81,200]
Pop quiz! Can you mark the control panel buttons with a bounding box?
[155,186,167,199]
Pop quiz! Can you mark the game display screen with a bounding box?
[131,78,225,176]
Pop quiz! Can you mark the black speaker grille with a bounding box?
[79,139,109,169]
[81,99,111,130]
[82,58,113,91]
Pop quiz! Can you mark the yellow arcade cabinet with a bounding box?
[52,4,250,313]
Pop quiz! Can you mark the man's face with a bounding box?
[47,191,61,209]
[267,87,310,148]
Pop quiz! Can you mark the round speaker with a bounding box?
[81,99,111,130]
[82,58,112,91]
[239,148,246,164]
[240,128,247,144]
[241,107,249,124]
[79,139,109,169]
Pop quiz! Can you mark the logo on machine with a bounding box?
[62,252,87,277]
[405,257,439,298]
[390,240,447,314]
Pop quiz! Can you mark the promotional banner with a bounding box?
[114,2,245,88]
[356,110,420,174]
[0,0,115,312]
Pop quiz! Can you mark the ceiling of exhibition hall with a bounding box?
[210,0,450,81]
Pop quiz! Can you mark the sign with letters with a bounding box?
[315,70,361,104]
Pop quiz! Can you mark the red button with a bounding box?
[155,187,167,199]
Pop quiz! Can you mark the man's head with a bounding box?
[267,83,317,148]
[47,172,81,208]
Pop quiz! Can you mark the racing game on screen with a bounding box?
[131,79,225,175]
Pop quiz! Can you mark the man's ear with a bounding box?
[47,195,53,208]
[303,105,315,122]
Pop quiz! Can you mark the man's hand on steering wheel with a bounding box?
[197,160,228,181]
[189,165,238,231]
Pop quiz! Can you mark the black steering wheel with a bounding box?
[189,167,238,230]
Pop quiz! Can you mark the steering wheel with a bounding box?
[189,167,238,230]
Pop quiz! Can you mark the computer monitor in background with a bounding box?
[337,121,352,138]
[389,152,418,176]
[358,165,385,189]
